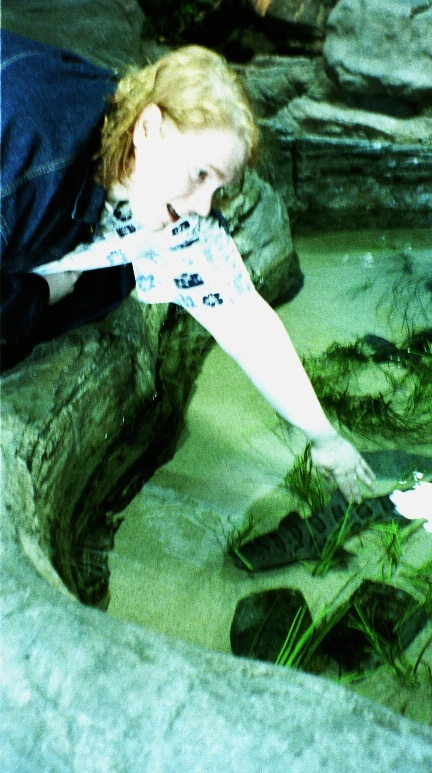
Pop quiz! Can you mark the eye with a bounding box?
[194,169,208,182]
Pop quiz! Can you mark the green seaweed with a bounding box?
[412,635,432,679]
[302,328,432,442]
[309,501,354,577]
[275,600,351,671]
[283,446,366,577]
[371,519,425,582]
[400,559,432,612]
[345,601,415,684]
[283,443,327,513]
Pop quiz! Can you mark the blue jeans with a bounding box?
[1,30,134,365]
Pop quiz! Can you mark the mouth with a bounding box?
[167,203,180,222]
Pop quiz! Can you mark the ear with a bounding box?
[133,104,163,149]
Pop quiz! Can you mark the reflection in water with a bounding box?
[108,228,432,724]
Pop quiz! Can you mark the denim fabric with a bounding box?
[1,30,115,267]
[0,30,135,360]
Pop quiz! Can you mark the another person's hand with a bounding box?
[46,271,82,305]
[310,429,376,503]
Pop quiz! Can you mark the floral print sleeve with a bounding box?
[133,214,253,315]
[33,198,254,321]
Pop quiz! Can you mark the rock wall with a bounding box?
[239,0,432,229]
[3,502,432,771]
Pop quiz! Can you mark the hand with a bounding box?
[46,271,82,305]
[310,430,376,503]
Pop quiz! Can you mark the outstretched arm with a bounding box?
[190,287,376,502]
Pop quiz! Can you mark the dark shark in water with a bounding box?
[232,491,412,572]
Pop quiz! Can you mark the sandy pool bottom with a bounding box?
[109,227,432,724]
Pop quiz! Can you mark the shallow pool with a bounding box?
[109,227,432,723]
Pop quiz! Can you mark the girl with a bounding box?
[1,33,375,501]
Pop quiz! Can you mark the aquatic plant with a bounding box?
[310,501,354,577]
[400,559,432,612]
[228,510,256,568]
[275,601,351,670]
[345,601,415,684]
[274,585,428,684]
[283,443,327,513]
[231,544,255,572]
[303,328,432,442]
[371,519,425,582]
[378,256,432,342]
[282,445,357,576]
[230,587,315,664]
[402,327,432,358]
[231,576,430,715]
[321,580,429,687]
[412,635,432,679]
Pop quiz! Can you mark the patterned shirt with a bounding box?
[33,195,254,326]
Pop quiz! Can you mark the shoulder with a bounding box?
[1,30,116,152]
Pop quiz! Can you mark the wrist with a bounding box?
[306,425,339,445]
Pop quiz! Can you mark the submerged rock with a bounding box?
[321,580,429,672]
[230,587,312,662]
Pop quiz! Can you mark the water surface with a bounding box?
[109,227,432,723]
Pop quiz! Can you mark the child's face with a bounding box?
[126,105,247,232]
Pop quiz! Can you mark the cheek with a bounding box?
[133,144,194,203]
[161,166,195,201]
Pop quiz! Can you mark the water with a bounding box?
[108,227,432,723]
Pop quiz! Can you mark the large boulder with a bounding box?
[324,0,432,106]
[3,502,432,771]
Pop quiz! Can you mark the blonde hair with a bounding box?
[95,45,259,188]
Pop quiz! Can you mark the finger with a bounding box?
[335,471,363,503]
[338,481,361,504]
[357,461,377,490]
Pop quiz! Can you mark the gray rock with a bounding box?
[285,96,432,143]
[239,57,432,228]
[275,96,432,227]
[1,0,150,72]
[238,55,334,118]
[221,168,302,305]
[324,0,432,105]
